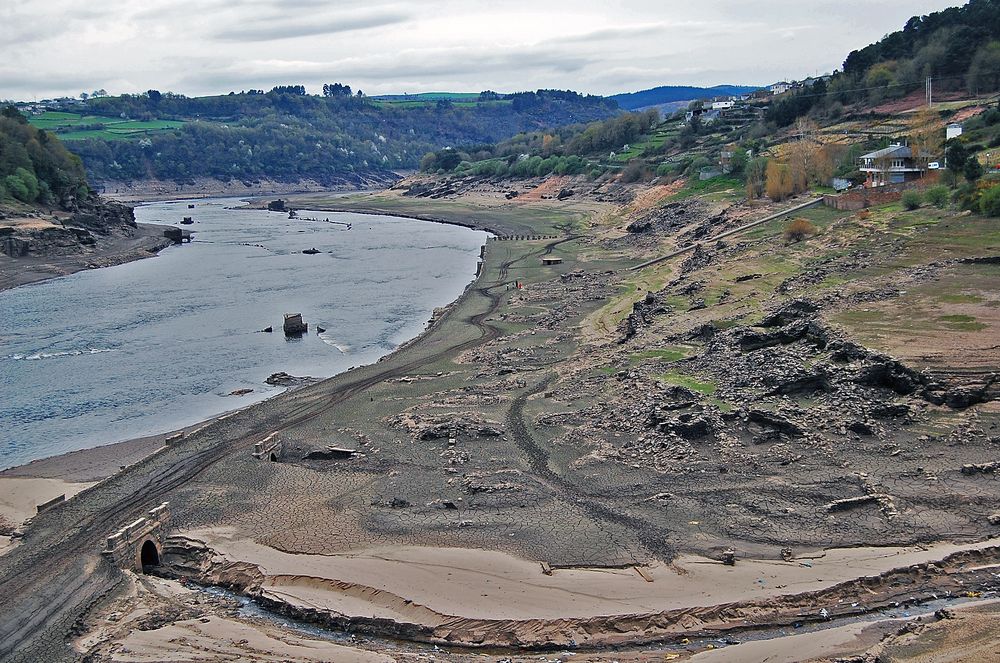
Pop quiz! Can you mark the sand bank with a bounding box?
[106,616,392,663]
[187,529,999,622]
[0,476,95,555]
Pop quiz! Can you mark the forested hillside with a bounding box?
[768,0,1000,126]
[32,89,617,186]
[419,110,661,177]
[0,106,89,208]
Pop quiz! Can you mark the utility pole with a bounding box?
[926,76,933,107]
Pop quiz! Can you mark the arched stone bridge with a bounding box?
[102,502,170,572]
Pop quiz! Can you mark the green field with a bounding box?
[369,92,510,109]
[371,92,482,102]
[27,111,185,141]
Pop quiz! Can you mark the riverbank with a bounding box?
[0,222,171,293]
[100,175,400,203]
[4,175,1000,661]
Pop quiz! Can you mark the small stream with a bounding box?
[190,581,998,659]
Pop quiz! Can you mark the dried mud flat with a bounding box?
[2,175,1000,662]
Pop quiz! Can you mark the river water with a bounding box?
[0,198,488,470]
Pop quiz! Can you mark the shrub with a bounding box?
[783,217,818,243]
[924,185,950,208]
[901,190,923,210]
[3,174,31,202]
[766,161,794,201]
[620,160,653,183]
[980,185,1000,217]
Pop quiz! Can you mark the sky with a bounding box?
[0,0,964,101]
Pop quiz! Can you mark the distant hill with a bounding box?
[609,85,761,111]
[21,89,618,186]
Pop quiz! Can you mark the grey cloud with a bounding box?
[214,8,410,41]
[553,23,666,43]
[0,0,967,100]
[175,46,597,92]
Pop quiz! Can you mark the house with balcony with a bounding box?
[858,144,931,187]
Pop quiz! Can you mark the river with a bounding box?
[0,197,488,470]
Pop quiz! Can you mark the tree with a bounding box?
[729,147,748,178]
[964,158,984,181]
[766,161,794,201]
[946,140,970,175]
[1,106,26,124]
[979,185,1000,216]
[5,168,39,202]
[909,107,942,171]
[925,185,950,207]
[322,83,352,97]
[269,85,306,95]
[146,89,162,104]
[745,157,768,199]
[967,41,1000,94]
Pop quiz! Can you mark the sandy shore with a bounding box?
[0,477,95,555]
[100,177,396,203]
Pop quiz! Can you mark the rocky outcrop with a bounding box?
[264,372,315,387]
[0,197,137,259]
[619,291,671,343]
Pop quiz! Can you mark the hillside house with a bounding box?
[947,123,964,140]
[712,100,735,110]
[858,144,931,187]
[684,107,721,124]
[769,82,792,95]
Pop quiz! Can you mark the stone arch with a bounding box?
[138,538,160,572]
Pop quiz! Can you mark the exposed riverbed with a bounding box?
[0,197,488,470]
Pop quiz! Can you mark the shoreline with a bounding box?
[1,196,492,477]
[0,221,172,294]
[285,203,510,238]
[99,177,400,204]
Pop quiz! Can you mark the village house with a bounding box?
[858,144,931,187]
[947,123,964,140]
[684,107,721,124]
[769,82,792,95]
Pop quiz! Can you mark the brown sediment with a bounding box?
[162,532,1000,650]
[4,175,1000,660]
[99,175,399,203]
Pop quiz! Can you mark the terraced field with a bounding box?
[27,111,185,141]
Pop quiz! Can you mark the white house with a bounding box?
[769,82,792,95]
[947,123,964,140]
[712,100,735,110]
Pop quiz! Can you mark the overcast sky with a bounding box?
[1,0,963,100]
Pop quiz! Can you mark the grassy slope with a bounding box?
[28,111,185,141]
